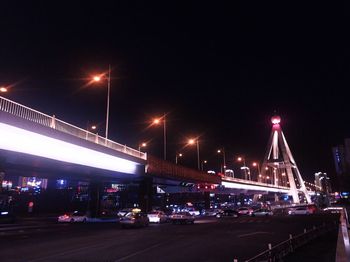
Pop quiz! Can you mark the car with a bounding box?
[250,208,273,217]
[147,211,168,223]
[306,204,318,214]
[216,209,239,218]
[287,206,310,215]
[117,208,134,217]
[58,211,89,223]
[183,207,200,216]
[236,207,253,216]
[120,211,149,228]
[170,212,195,224]
[203,208,221,217]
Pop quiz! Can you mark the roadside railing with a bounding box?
[245,221,338,262]
[0,95,146,160]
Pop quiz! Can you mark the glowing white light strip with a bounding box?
[0,123,138,174]
[221,181,290,193]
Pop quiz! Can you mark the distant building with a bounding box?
[332,138,350,191]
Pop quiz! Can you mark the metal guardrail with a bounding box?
[0,95,146,160]
[245,221,338,262]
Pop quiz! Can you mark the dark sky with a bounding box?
[1,2,350,184]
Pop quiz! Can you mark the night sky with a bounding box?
[1,2,350,185]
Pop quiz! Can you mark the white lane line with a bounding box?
[238,231,272,238]
[114,242,165,262]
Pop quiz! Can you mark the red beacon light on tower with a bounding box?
[271,115,281,125]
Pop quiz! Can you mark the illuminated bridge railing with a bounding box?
[222,176,290,191]
[0,95,146,160]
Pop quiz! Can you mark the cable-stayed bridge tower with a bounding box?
[260,115,311,203]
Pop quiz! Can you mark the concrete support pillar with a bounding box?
[138,177,153,212]
[88,181,104,218]
[204,191,210,209]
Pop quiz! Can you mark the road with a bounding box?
[0,214,339,262]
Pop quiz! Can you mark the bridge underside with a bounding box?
[0,149,145,183]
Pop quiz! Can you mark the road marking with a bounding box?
[238,231,272,238]
[114,242,165,262]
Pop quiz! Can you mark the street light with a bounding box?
[252,162,261,182]
[175,153,183,164]
[217,149,226,174]
[0,87,8,93]
[201,160,207,171]
[92,64,112,140]
[188,138,200,170]
[152,113,167,160]
[237,156,250,180]
[138,142,147,152]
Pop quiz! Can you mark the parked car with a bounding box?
[58,211,88,223]
[120,211,149,228]
[287,206,310,215]
[236,207,253,216]
[216,209,239,218]
[147,211,168,223]
[170,212,195,224]
[250,208,273,217]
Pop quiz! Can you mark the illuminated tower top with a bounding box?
[271,115,281,125]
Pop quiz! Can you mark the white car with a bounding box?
[236,207,253,216]
[170,212,195,224]
[288,206,310,215]
[183,208,200,216]
[147,211,168,223]
[58,211,88,223]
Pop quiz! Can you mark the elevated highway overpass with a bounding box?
[0,95,309,209]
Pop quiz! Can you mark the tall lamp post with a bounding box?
[92,64,111,140]
[217,149,226,174]
[237,156,250,180]
[175,153,183,164]
[201,160,207,171]
[188,138,200,170]
[138,142,147,152]
[252,162,261,182]
[153,113,166,160]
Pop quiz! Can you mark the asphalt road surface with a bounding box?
[0,214,339,262]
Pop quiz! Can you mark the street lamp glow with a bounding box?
[188,138,200,170]
[91,125,97,130]
[153,118,161,125]
[93,76,102,82]
[0,87,8,93]
[138,142,147,152]
[152,114,167,160]
[90,65,112,140]
[237,157,242,162]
